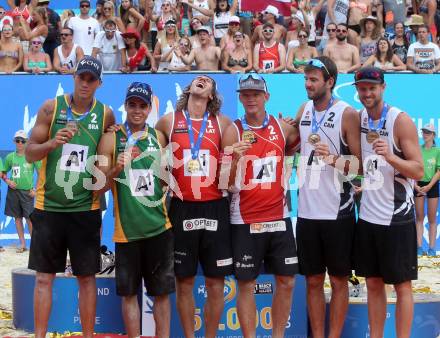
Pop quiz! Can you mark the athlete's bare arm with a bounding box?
[342,106,362,175]
[25,99,75,163]
[155,112,173,143]
[218,113,233,134]
[373,112,423,180]
[96,131,118,194]
[103,106,116,130]
[279,119,300,155]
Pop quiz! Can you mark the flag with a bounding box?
[240,0,292,17]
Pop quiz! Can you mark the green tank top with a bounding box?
[35,94,105,212]
[112,125,171,243]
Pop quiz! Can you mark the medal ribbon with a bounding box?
[185,111,209,160]
[124,121,148,147]
[311,96,335,133]
[368,103,389,133]
[241,113,270,131]
[66,94,94,123]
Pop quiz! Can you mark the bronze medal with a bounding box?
[187,159,200,173]
[308,133,321,145]
[366,131,380,144]
[242,130,256,144]
[66,120,79,136]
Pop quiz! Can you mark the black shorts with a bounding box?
[348,24,361,35]
[415,181,439,198]
[353,219,418,285]
[170,198,233,278]
[232,218,298,280]
[115,229,175,297]
[4,189,34,218]
[28,209,101,276]
[296,217,355,277]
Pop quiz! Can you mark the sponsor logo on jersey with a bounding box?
[250,220,286,234]
[183,218,218,231]
[174,128,188,134]
[300,120,311,126]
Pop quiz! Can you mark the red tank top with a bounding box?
[230,115,288,224]
[12,5,31,23]
[170,110,223,201]
[258,41,280,70]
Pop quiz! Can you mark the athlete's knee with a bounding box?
[329,275,348,292]
[306,274,325,290]
[394,281,412,295]
[238,279,256,294]
[205,276,224,296]
[366,277,385,293]
[176,276,195,293]
[77,274,96,288]
[275,275,295,291]
[35,272,55,290]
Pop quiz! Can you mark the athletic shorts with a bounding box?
[115,229,175,297]
[28,209,101,276]
[296,217,355,276]
[353,219,418,285]
[415,181,439,199]
[232,218,298,280]
[4,189,34,218]
[170,198,233,278]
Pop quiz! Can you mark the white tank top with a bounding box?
[359,106,415,226]
[192,0,210,18]
[297,99,355,220]
[56,44,79,70]
[213,12,232,39]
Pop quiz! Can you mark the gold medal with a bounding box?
[187,159,200,173]
[242,130,256,143]
[308,133,321,145]
[366,131,380,144]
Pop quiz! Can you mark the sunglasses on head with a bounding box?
[14,138,26,144]
[337,29,347,33]
[354,69,383,82]
[308,59,330,76]
[165,24,176,28]
[239,73,267,88]
[263,28,274,33]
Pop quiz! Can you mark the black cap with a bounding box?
[125,82,153,104]
[353,67,384,85]
[75,56,103,81]
[165,18,177,26]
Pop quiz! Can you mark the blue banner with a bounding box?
[0,73,438,252]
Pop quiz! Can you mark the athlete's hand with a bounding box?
[314,142,330,157]
[279,112,296,127]
[7,180,17,190]
[353,184,362,194]
[29,189,36,198]
[106,124,122,133]
[116,152,132,169]
[372,138,392,161]
[53,128,75,148]
[232,141,252,160]
[419,185,431,194]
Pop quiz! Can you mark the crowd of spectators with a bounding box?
[0,0,440,73]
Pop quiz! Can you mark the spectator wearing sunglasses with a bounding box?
[17,6,48,53]
[219,15,251,53]
[407,24,440,73]
[221,31,252,73]
[119,0,145,33]
[251,5,287,45]
[0,6,13,31]
[153,18,179,71]
[53,27,85,74]
[122,27,157,72]
[168,36,191,71]
[415,124,440,256]
[324,23,361,73]
[98,1,125,32]
[92,19,127,71]
[286,29,318,73]
[317,22,338,54]
[23,36,52,73]
[67,0,100,55]
[253,22,286,73]
[0,23,24,73]
[1,130,41,253]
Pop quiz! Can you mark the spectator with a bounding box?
[324,23,361,72]
[0,6,13,31]
[119,0,145,32]
[1,130,40,253]
[23,36,52,73]
[7,0,34,23]
[17,6,48,51]
[407,24,440,73]
[0,24,24,73]
[286,29,318,72]
[347,0,372,44]
[53,27,84,73]
[188,16,215,48]
[153,18,179,70]
[362,37,406,70]
[152,0,180,33]
[301,0,325,47]
[93,0,105,20]
[285,11,308,54]
[221,31,252,73]
[167,36,192,71]
[323,0,349,38]
[92,18,127,71]
[251,5,287,45]
[67,0,100,55]
[180,26,221,70]
[415,123,440,257]
[375,0,407,38]
[390,22,409,64]
[122,27,157,71]
[405,14,424,44]
[219,15,251,53]
[185,0,211,24]
[253,22,287,73]
[418,0,437,41]
[60,9,75,28]
[99,1,125,31]
[317,22,337,54]
[38,0,61,61]
[358,15,381,64]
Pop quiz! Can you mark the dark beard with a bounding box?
[336,35,346,42]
